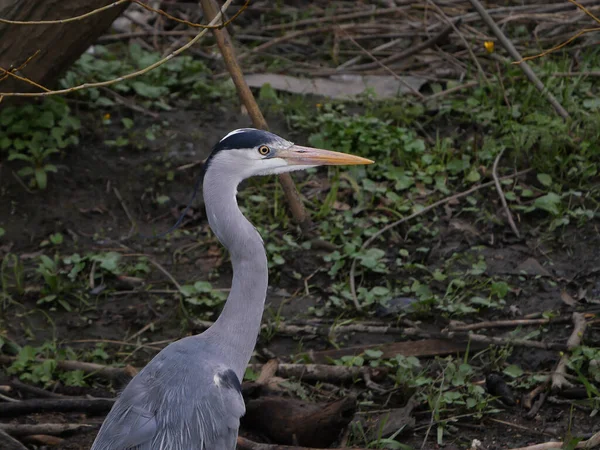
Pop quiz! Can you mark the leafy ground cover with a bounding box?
[0,5,599,449]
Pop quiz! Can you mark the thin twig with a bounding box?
[0,0,246,29]
[349,169,531,309]
[467,0,570,120]
[347,22,457,73]
[113,187,137,238]
[447,317,571,332]
[339,29,425,99]
[262,6,409,32]
[427,80,479,101]
[492,149,520,238]
[426,0,488,83]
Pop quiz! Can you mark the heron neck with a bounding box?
[201,169,268,380]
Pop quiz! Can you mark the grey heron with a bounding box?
[91,128,373,450]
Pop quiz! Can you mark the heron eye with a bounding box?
[258,145,270,156]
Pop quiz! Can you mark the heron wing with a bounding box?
[91,351,245,450]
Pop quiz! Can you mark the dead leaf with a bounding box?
[560,290,578,307]
[516,257,552,277]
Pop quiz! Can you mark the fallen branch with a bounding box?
[349,168,531,309]
[551,312,587,391]
[0,423,95,437]
[193,319,406,337]
[446,317,572,332]
[200,0,309,229]
[0,398,115,417]
[506,430,600,450]
[0,429,27,450]
[247,363,386,384]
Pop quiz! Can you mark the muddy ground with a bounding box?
[1,103,599,450]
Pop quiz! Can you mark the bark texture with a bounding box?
[0,0,127,93]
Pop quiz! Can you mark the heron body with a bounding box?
[91,129,372,450]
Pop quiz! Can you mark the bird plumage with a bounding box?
[91,337,244,450]
[91,129,372,450]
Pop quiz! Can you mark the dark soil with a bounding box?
[0,107,598,450]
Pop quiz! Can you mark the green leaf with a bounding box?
[0,227,5,238]
[503,364,524,378]
[35,167,48,189]
[131,81,167,99]
[91,252,122,274]
[537,173,552,187]
[534,192,561,215]
[122,118,134,129]
[465,169,480,182]
[36,111,55,128]
[0,136,11,149]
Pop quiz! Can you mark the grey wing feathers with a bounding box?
[91,350,244,450]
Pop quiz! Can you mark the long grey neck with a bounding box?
[200,168,268,380]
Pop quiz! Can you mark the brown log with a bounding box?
[0,398,115,417]
[242,395,356,448]
[0,423,95,436]
[0,0,127,94]
[0,429,27,450]
[237,436,369,450]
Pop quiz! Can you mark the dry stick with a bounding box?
[193,319,406,336]
[247,363,383,384]
[263,6,409,32]
[0,0,237,97]
[339,29,424,99]
[200,0,309,229]
[446,317,572,332]
[337,37,404,70]
[492,149,520,238]
[506,430,600,450]
[113,187,137,238]
[426,0,488,83]
[427,80,479,101]
[348,168,531,310]
[347,22,456,73]
[551,312,587,391]
[0,398,115,418]
[0,423,94,437]
[467,0,570,120]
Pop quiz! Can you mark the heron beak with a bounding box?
[279,145,374,166]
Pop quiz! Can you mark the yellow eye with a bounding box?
[258,145,270,156]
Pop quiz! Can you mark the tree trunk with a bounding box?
[0,0,127,94]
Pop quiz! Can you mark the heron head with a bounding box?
[204,128,373,180]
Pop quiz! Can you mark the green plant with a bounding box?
[0,99,80,189]
[61,44,235,109]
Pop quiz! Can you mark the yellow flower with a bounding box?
[316,103,322,109]
[484,41,495,53]
[103,113,111,120]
